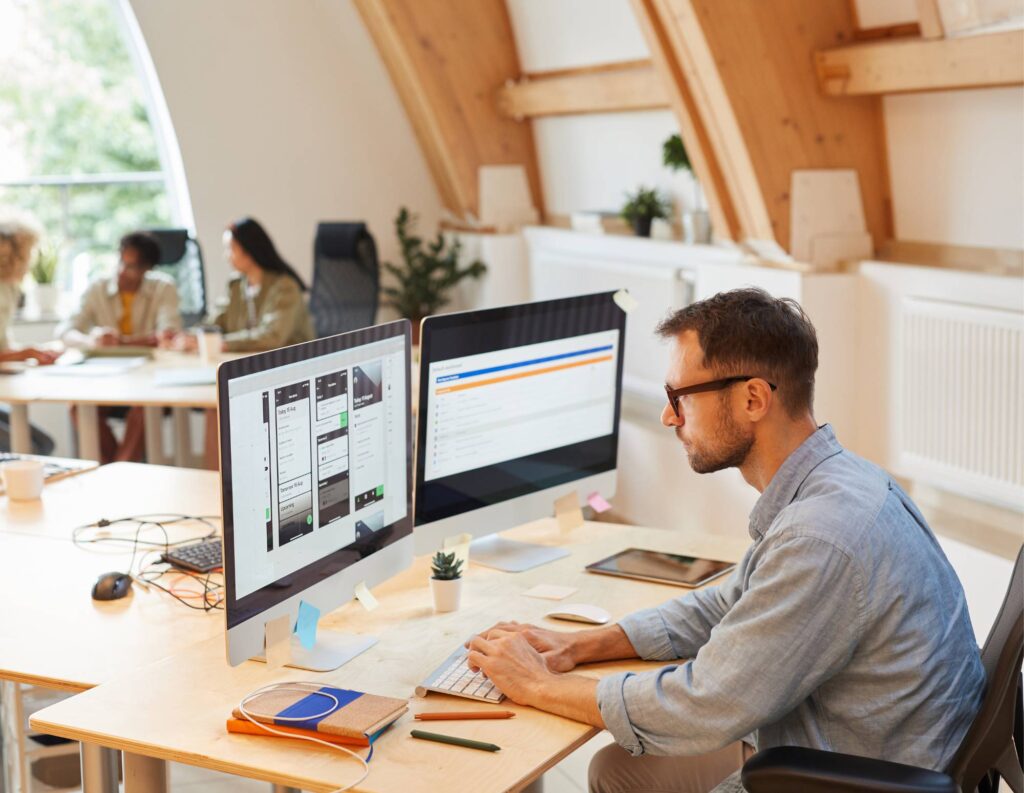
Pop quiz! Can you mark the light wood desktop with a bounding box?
[0,351,223,464]
[29,504,749,793]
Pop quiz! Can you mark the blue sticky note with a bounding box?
[295,600,320,650]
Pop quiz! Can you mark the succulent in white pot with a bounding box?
[30,242,60,315]
[429,550,464,612]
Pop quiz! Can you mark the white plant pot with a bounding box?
[430,577,463,613]
[33,284,58,315]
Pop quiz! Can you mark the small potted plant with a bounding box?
[663,133,711,243]
[429,550,464,612]
[620,186,671,238]
[30,240,60,315]
[382,207,486,344]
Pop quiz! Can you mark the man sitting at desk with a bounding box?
[468,288,984,793]
[57,231,181,462]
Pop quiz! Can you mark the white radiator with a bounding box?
[898,297,1023,510]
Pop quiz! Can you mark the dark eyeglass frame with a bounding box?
[664,376,777,417]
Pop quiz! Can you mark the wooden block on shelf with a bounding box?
[790,170,869,265]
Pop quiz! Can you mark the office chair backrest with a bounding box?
[310,222,379,337]
[147,228,208,327]
[948,544,1024,792]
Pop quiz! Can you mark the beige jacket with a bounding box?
[206,272,314,352]
[58,271,181,340]
[0,282,19,350]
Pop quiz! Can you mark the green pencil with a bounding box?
[410,729,501,752]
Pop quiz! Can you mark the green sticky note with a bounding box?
[375,485,383,497]
[340,412,348,428]
[306,514,313,525]
[265,507,270,520]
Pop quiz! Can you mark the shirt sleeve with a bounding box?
[56,284,100,339]
[155,281,182,332]
[222,278,303,352]
[596,533,866,757]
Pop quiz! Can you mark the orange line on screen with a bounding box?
[435,355,613,395]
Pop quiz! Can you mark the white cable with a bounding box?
[237,681,371,792]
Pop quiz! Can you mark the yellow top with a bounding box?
[119,291,135,336]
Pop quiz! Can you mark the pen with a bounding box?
[410,729,501,752]
[415,711,515,721]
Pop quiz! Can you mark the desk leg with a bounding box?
[172,407,192,468]
[143,407,166,465]
[123,752,168,793]
[79,743,119,793]
[76,404,101,462]
[8,404,31,453]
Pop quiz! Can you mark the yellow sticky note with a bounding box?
[443,532,473,568]
[613,289,638,313]
[554,491,584,533]
[353,581,379,611]
[264,613,292,670]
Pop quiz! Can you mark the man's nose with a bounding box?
[661,401,683,428]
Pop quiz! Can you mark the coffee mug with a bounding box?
[1,460,45,501]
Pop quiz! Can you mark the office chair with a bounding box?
[147,228,207,327]
[0,410,55,455]
[741,544,1024,793]
[310,222,379,337]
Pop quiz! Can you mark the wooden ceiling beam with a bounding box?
[497,61,670,119]
[816,29,1024,96]
[354,0,543,219]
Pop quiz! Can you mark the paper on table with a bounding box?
[264,614,292,670]
[554,492,584,533]
[612,289,638,314]
[523,584,577,601]
[443,532,473,568]
[294,600,320,650]
[353,581,379,611]
[587,491,612,513]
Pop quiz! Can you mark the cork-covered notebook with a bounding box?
[231,686,408,740]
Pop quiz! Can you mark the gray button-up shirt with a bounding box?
[596,425,984,771]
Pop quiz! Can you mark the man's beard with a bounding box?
[677,410,754,474]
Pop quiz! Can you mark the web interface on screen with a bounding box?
[227,336,407,600]
[423,329,619,481]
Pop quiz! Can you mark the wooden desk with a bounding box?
[30,516,749,793]
[0,351,222,463]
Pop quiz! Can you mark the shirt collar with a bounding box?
[106,272,155,298]
[748,424,843,539]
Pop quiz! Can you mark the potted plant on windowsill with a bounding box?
[30,241,60,315]
[663,133,711,243]
[620,186,671,238]
[382,208,486,345]
[429,550,464,612]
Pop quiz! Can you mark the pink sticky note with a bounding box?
[587,492,612,513]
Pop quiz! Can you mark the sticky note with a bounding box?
[294,600,320,650]
[554,492,584,533]
[523,584,577,601]
[264,613,292,670]
[354,581,379,611]
[587,491,612,513]
[613,289,637,313]
[443,532,473,568]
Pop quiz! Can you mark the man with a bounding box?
[467,288,985,793]
[57,231,181,462]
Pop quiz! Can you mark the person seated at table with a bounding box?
[57,231,181,463]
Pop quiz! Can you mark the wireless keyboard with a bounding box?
[415,644,505,703]
[163,538,222,573]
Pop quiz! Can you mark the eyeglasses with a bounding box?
[664,376,777,417]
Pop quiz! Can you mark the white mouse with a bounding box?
[545,603,611,625]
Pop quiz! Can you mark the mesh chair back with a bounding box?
[147,228,207,327]
[310,222,379,337]
[949,544,1024,792]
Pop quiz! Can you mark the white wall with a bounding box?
[127,0,442,300]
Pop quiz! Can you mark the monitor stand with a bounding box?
[469,535,570,573]
[254,632,378,672]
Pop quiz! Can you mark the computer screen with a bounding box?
[414,292,625,564]
[218,321,412,666]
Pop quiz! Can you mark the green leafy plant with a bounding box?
[430,551,464,581]
[382,208,486,325]
[662,133,692,172]
[30,241,60,285]
[620,187,672,225]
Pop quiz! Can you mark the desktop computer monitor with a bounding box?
[414,292,626,571]
[218,320,412,670]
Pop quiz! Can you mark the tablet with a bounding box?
[585,548,735,588]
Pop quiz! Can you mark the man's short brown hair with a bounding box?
[655,287,818,416]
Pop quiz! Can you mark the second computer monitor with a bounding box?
[414,292,626,570]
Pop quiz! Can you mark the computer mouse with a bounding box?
[545,604,611,625]
[92,572,133,601]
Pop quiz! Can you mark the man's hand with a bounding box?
[466,631,555,706]
[90,327,120,347]
[471,621,578,672]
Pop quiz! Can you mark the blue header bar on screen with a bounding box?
[435,344,615,384]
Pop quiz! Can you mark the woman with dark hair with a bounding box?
[190,217,313,353]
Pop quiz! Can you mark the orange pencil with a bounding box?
[415,711,515,721]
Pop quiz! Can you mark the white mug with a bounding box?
[1,460,45,501]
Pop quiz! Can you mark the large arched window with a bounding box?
[0,0,190,304]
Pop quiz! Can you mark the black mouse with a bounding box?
[92,572,133,601]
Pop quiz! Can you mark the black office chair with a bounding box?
[741,545,1024,793]
[0,410,55,455]
[147,228,207,327]
[309,222,379,337]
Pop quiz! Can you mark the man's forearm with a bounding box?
[530,673,604,728]
[569,624,638,666]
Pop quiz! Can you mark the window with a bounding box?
[0,0,185,301]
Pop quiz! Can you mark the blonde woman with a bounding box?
[0,211,58,364]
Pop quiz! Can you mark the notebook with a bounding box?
[229,686,407,741]
[226,718,391,747]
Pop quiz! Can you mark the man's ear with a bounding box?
[742,379,773,422]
